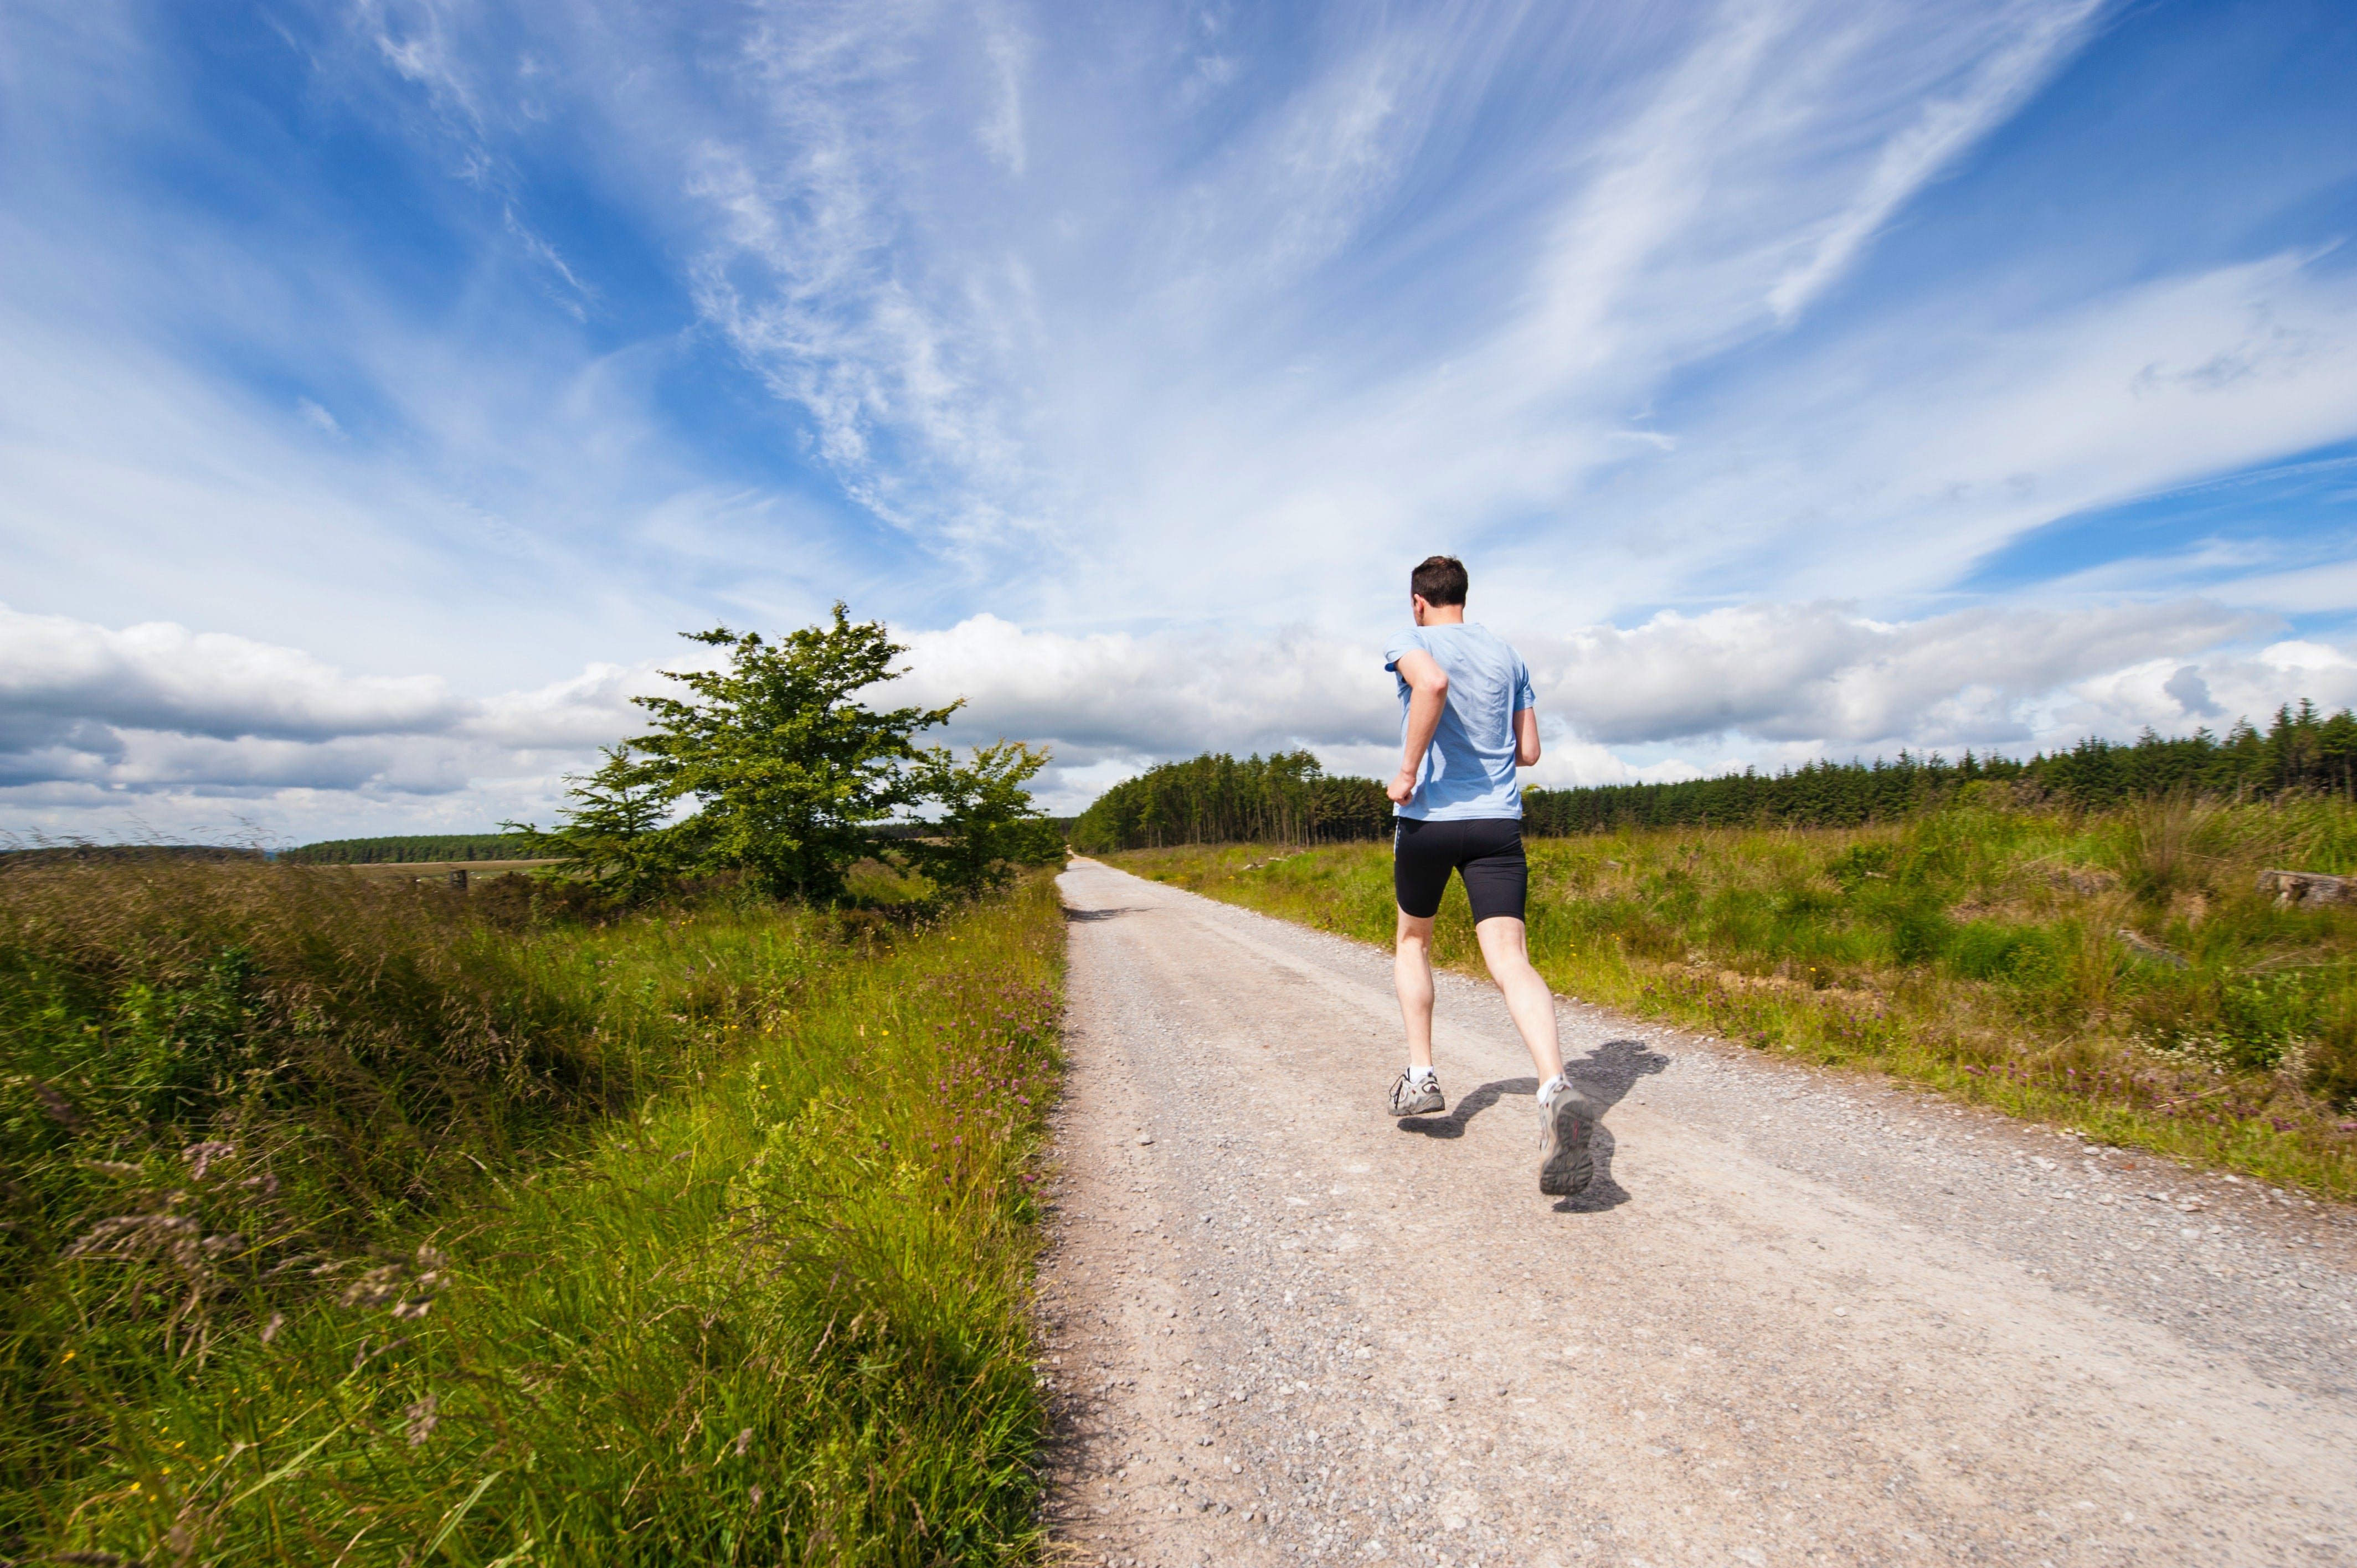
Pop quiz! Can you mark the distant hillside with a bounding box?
[281,834,540,864]
[0,845,265,866]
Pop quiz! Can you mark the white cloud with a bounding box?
[0,605,670,838]
[897,612,1392,755]
[0,604,462,749]
[642,0,2128,630]
[1764,0,2101,322]
[903,598,2340,799]
[976,3,1030,177]
[1519,599,2268,746]
[12,594,2357,840]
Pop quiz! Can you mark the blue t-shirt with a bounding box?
[1383,623,1536,821]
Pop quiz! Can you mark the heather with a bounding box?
[2,853,1063,1564]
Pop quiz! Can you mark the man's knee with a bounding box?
[1473,915,1527,946]
[1474,917,1538,968]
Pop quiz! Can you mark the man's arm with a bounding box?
[1515,706,1541,767]
[1388,650,1449,805]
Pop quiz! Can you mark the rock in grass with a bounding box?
[2114,929,2188,968]
[2257,869,2355,908]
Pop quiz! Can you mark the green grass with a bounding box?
[2,855,1063,1564]
[1108,795,2357,1198]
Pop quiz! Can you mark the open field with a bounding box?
[1109,796,2357,1197]
[2,856,1063,1565]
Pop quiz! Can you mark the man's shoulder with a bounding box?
[1459,622,1526,662]
[1382,626,1430,663]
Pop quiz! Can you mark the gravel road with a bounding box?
[1035,858,2357,1567]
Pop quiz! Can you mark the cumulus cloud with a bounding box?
[11,595,2357,837]
[0,605,462,750]
[896,614,1392,755]
[898,599,2348,808]
[1520,600,2269,746]
[0,605,668,838]
[900,600,2296,764]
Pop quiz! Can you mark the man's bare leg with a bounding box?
[1474,915,1564,1084]
[1475,914,1597,1195]
[1394,908,1437,1069]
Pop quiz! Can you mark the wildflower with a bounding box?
[182,1141,238,1180]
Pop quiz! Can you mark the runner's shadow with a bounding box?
[1395,1077,1535,1138]
[1552,1039,1669,1214]
[1562,1038,1670,1109]
[1551,1127,1631,1213]
[1060,906,1139,922]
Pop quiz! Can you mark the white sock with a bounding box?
[1407,1064,1435,1082]
[1538,1072,1567,1104]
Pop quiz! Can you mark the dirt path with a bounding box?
[1035,858,2357,1567]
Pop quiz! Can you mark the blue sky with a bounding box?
[3,0,2355,838]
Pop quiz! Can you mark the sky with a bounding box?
[3,0,2356,842]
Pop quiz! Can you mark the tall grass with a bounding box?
[2,855,1063,1564]
[1111,795,2357,1196]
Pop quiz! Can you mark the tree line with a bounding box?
[281,834,540,864]
[1530,702,2357,832]
[1068,750,1393,851]
[1074,702,2357,848]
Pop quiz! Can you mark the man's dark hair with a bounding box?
[1411,555,1468,607]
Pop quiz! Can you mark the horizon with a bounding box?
[6,0,2356,842]
[54,698,2343,855]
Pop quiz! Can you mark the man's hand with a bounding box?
[1387,767,1418,805]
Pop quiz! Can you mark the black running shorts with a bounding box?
[1392,816,1527,924]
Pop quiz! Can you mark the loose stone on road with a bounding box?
[1035,858,2357,1566]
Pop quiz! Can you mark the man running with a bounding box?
[1383,555,1599,1196]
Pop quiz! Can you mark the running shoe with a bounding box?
[1388,1070,1445,1116]
[1536,1076,1600,1196]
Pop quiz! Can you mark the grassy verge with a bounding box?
[1106,797,2357,1199]
[3,855,1062,1564]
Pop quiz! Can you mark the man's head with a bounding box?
[1410,555,1468,624]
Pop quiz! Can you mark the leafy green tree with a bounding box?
[503,745,678,903]
[514,606,1060,904]
[898,740,1067,894]
[630,610,960,900]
